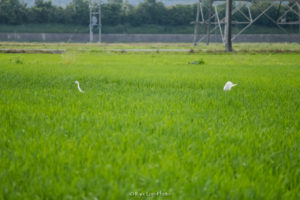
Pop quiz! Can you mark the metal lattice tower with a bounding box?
[89,0,102,43]
[193,0,300,46]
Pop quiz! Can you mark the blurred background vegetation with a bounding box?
[0,0,299,34]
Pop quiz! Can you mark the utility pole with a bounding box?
[276,0,282,21]
[297,0,300,33]
[193,0,201,46]
[98,2,102,43]
[206,0,213,45]
[225,0,233,52]
[89,5,93,42]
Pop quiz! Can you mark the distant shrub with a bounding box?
[189,49,195,53]
[189,58,205,65]
[10,56,24,64]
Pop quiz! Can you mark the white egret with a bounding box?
[224,81,237,91]
[75,81,84,93]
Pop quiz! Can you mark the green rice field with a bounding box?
[0,43,299,199]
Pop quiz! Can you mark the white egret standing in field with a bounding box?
[224,81,237,91]
[75,81,84,93]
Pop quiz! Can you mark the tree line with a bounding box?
[0,0,297,27]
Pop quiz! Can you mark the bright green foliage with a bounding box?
[0,49,299,199]
[0,0,27,24]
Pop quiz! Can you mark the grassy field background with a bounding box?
[2,42,300,52]
[0,45,300,199]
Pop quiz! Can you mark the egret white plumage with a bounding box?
[224,81,237,91]
[75,81,84,93]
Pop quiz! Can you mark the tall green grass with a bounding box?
[0,51,299,199]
